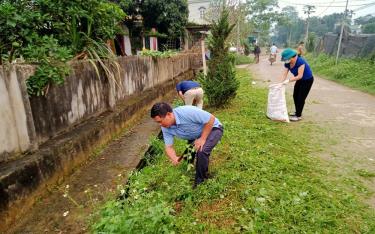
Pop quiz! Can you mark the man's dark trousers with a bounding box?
[195,126,223,185]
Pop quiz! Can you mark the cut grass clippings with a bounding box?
[92,69,375,233]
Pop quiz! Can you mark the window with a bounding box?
[199,7,206,19]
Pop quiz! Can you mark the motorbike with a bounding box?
[269,53,276,65]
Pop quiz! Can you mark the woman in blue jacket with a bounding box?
[280,48,314,121]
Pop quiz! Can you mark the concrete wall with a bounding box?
[320,32,375,57]
[0,53,202,163]
[0,66,37,163]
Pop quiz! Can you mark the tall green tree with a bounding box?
[273,6,304,46]
[207,1,253,48]
[200,9,238,107]
[245,0,279,44]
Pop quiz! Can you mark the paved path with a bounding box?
[7,116,160,234]
[246,55,375,207]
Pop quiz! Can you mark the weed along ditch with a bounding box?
[118,132,164,200]
[117,130,197,202]
[92,69,375,233]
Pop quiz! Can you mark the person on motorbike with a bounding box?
[269,43,278,65]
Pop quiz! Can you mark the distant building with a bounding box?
[184,1,212,51]
[350,24,362,34]
[188,0,211,24]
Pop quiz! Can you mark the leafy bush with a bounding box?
[140,49,177,58]
[92,137,178,233]
[22,35,72,95]
[199,9,239,107]
[362,22,375,34]
[0,0,125,95]
[306,32,316,52]
[233,53,252,65]
[369,51,375,65]
[242,40,251,56]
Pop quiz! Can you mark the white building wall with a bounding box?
[188,0,211,24]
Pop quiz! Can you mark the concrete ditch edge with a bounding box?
[0,70,193,230]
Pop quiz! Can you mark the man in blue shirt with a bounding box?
[176,80,204,109]
[151,102,223,187]
[280,48,314,121]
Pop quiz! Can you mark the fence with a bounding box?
[317,32,375,57]
[0,53,202,163]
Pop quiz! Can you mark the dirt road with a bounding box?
[247,55,375,207]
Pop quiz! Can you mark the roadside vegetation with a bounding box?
[200,9,239,108]
[139,49,178,58]
[232,53,252,65]
[306,53,375,95]
[0,0,189,96]
[92,69,375,233]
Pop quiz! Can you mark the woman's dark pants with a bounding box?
[293,78,314,117]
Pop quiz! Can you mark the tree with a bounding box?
[306,32,316,52]
[321,13,343,32]
[200,9,238,107]
[245,0,279,44]
[273,6,304,47]
[354,14,375,34]
[355,14,375,25]
[308,17,329,37]
[206,0,252,48]
[138,0,188,38]
[363,23,375,34]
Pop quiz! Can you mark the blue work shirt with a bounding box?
[176,81,200,94]
[284,56,313,80]
[161,106,222,146]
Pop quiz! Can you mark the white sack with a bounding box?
[267,83,289,122]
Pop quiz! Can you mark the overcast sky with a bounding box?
[277,0,375,19]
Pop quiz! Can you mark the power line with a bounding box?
[316,0,337,16]
[295,0,370,2]
[353,1,375,10]
[278,0,375,7]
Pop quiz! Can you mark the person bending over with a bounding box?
[151,102,223,187]
[280,48,314,121]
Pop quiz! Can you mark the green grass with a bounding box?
[92,69,375,233]
[357,169,375,178]
[306,53,375,95]
[233,53,252,65]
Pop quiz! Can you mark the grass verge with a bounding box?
[306,53,375,95]
[233,53,253,65]
[92,68,375,233]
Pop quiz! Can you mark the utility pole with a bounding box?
[303,5,315,43]
[335,0,349,65]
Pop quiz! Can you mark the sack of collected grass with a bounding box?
[266,83,289,122]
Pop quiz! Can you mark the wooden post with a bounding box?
[201,39,207,75]
[335,0,349,65]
